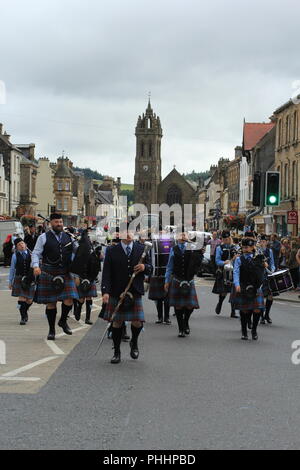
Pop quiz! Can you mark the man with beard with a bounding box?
[31,213,79,340]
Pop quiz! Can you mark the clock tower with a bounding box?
[134,99,162,209]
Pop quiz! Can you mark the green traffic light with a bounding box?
[268,195,277,204]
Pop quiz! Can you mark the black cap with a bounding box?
[221,230,230,239]
[50,213,62,221]
[244,231,255,238]
[260,234,267,241]
[14,237,24,247]
[242,238,255,247]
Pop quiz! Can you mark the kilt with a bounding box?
[212,269,232,294]
[168,278,199,310]
[148,276,167,300]
[230,287,264,311]
[34,265,79,304]
[11,275,36,300]
[101,295,145,322]
[77,281,98,299]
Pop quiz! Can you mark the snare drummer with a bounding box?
[259,235,276,325]
[164,230,202,337]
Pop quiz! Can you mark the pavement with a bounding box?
[0,268,300,450]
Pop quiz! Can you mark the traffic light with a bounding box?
[252,172,261,206]
[265,171,280,206]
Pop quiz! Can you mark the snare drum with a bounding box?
[267,269,294,295]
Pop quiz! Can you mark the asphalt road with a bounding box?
[0,271,300,450]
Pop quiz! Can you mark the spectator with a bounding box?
[3,234,13,267]
[279,238,291,269]
[270,234,281,269]
[288,241,299,289]
[207,231,221,274]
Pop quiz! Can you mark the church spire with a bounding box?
[146,92,153,116]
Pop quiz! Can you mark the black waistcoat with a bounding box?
[15,251,31,276]
[240,254,265,289]
[220,244,235,261]
[42,231,73,267]
[173,245,193,281]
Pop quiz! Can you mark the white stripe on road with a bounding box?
[0,376,40,382]
[2,356,59,377]
[44,340,65,355]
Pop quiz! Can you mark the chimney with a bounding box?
[0,123,3,135]
[29,143,35,161]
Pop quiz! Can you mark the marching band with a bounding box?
[5,216,297,365]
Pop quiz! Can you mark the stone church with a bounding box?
[134,101,201,214]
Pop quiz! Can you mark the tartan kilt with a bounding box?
[212,270,232,294]
[11,275,36,300]
[169,278,199,310]
[148,276,167,300]
[102,295,145,322]
[230,287,264,311]
[34,265,79,304]
[76,281,98,299]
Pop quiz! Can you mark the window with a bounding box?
[57,182,63,191]
[167,185,182,205]
[285,163,289,198]
[141,142,144,157]
[65,182,70,191]
[286,115,290,144]
[64,198,68,211]
[293,111,298,141]
[57,199,62,210]
[278,119,282,146]
[292,161,297,197]
[149,142,152,158]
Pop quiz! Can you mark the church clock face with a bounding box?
[143,165,149,172]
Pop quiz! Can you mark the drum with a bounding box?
[151,238,175,277]
[267,269,294,295]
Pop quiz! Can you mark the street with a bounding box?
[0,267,300,450]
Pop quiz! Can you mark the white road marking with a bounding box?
[44,339,65,355]
[2,356,59,377]
[0,376,40,382]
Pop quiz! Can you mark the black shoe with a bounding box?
[111,351,121,364]
[129,341,139,360]
[266,317,272,324]
[215,303,222,315]
[164,319,171,325]
[25,314,28,322]
[184,328,190,335]
[155,319,163,324]
[20,318,26,325]
[58,320,72,335]
[47,331,55,341]
[241,335,248,341]
[231,312,239,319]
[260,317,266,325]
[252,332,258,341]
[85,319,93,325]
[178,331,186,338]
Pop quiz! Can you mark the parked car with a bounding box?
[197,243,215,277]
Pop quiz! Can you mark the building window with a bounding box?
[292,161,297,197]
[65,182,70,191]
[57,182,63,191]
[167,184,182,205]
[64,198,68,211]
[284,163,289,198]
[57,199,62,210]
[286,115,290,144]
[141,142,144,157]
[293,111,298,141]
[278,119,282,147]
[149,142,152,158]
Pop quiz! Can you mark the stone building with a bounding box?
[0,153,9,215]
[17,144,38,217]
[227,147,242,216]
[272,97,300,236]
[53,157,77,225]
[36,158,56,218]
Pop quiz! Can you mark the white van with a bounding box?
[0,220,24,263]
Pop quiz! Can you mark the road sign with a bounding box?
[287,210,298,224]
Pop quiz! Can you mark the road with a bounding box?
[0,267,300,450]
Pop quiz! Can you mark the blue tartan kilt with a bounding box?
[34,265,79,304]
[168,278,199,310]
[148,276,167,300]
[230,287,264,311]
[11,275,36,300]
[102,295,145,322]
[76,281,98,299]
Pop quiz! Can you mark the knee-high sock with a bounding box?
[265,299,273,318]
[18,301,28,319]
[164,299,170,320]
[85,299,93,320]
[240,311,248,336]
[46,308,57,333]
[112,326,123,353]
[184,309,193,328]
[175,309,185,332]
[131,324,143,347]
[60,303,73,323]
[252,312,261,334]
[156,300,163,320]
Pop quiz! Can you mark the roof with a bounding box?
[95,190,113,205]
[55,160,73,178]
[243,122,275,151]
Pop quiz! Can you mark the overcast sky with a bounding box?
[0,0,299,183]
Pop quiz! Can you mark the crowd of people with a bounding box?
[1,216,298,365]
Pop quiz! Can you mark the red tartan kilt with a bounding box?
[230,287,264,311]
[76,281,98,299]
[102,296,145,322]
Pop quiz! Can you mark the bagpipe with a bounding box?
[69,229,102,294]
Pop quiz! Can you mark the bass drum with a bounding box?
[151,237,175,277]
